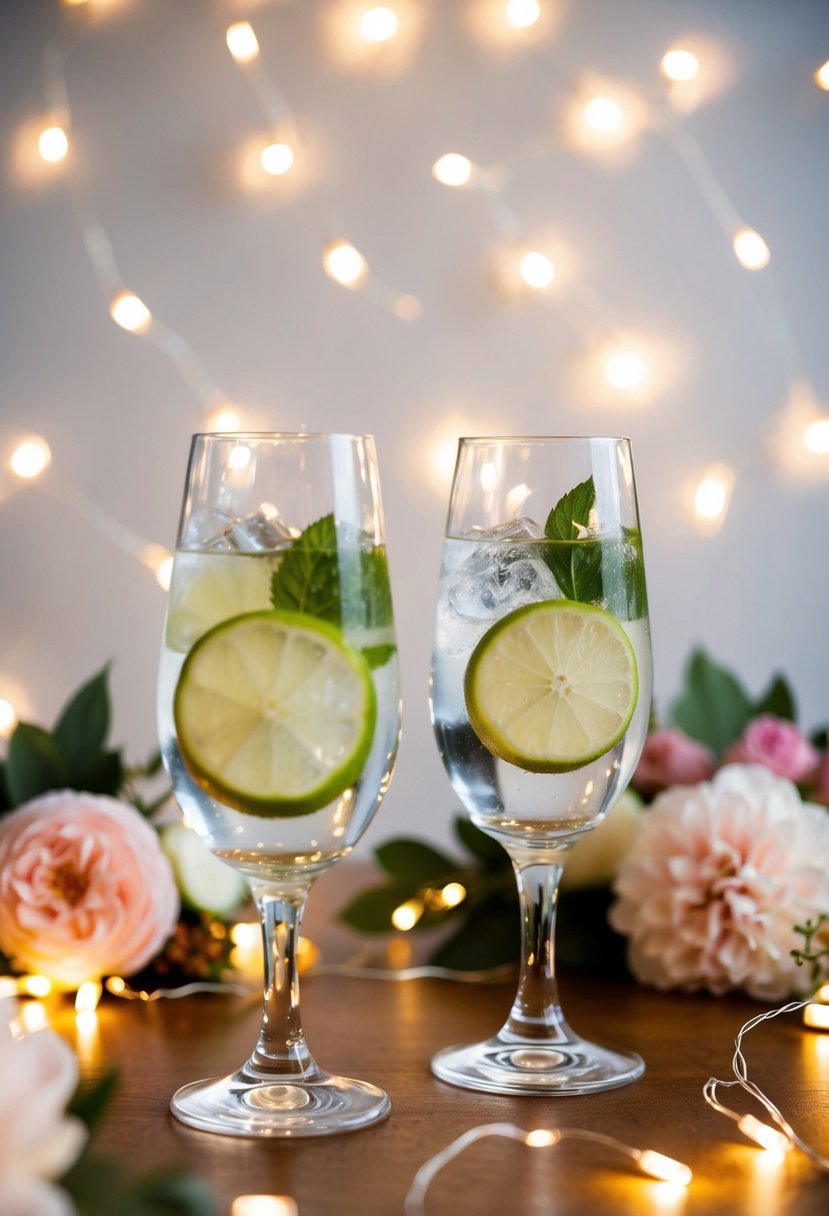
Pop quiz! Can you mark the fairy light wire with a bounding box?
[703,998,829,1170]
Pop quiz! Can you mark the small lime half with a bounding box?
[464,599,638,774]
[174,609,376,817]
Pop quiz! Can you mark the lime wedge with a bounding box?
[464,599,638,774]
[165,552,279,653]
[174,610,376,817]
[161,822,248,915]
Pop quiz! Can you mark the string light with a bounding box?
[231,1197,298,1216]
[691,464,735,531]
[804,1002,829,1030]
[439,882,467,908]
[732,226,771,270]
[518,250,555,289]
[109,290,153,333]
[403,1123,691,1215]
[803,417,829,456]
[660,49,700,83]
[206,405,243,432]
[74,981,102,1014]
[360,6,399,43]
[38,124,69,163]
[583,95,624,134]
[815,60,829,91]
[431,152,474,188]
[506,0,541,30]
[260,142,295,176]
[19,975,53,998]
[391,898,424,931]
[323,240,369,288]
[604,350,648,391]
[9,436,52,480]
[226,22,260,64]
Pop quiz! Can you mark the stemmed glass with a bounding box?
[430,436,651,1094]
[157,433,401,1135]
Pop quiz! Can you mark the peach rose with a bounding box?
[0,792,180,988]
[632,728,716,797]
[726,715,819,783]
[0,998,86,1215]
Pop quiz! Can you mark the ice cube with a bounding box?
[436,517,560,656]
[206,511,298,553]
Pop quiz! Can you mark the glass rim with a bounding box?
[457,435,631,444]
[191,431,374,443]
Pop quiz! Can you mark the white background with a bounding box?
[1,0,828,850]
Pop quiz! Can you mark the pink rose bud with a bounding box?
[0,791,180,988]
[725,716,819,783]
[632,728,716,797]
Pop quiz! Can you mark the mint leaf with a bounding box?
[270,515,340,622]
[361,644,396,670]
[544,476,603,603]
[669,649,753,757]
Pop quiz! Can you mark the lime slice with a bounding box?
[161,822,249,916]
[165,552,279,653]
[464,599,638,774]
[174,610,376,817]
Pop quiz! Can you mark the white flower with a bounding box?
[609,765,829,1000]
[0,998,86,1216]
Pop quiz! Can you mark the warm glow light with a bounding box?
[20,975,52,998]
[109,290,152,333]
[231,1197,298,1216]
[737,1114,792,1154]
[10,436,52,480]
[0,978,17,999]
[432,153,473,188]
[693,468,731,522]
[360,6,399,42]
[38,125,69,163]
[816,982,829,1002]
[17,1002,48,1034]
[261,142,295,176]
[803,417,829,456]
[440,882,467,908]
[230,922,260,948]
[583,95,624,134]
[323,240,369,288]
[506,0,541,29]
[480,462,498,492]
[228,444,253,472]
[0,697,16,738]
[637,1150,693,1186]
[141,542,174,590]
[226,21,260,63]
[105,976,126,995]
[519,250,555,289]
[733,227,770,270]
[804,1003,829,1030]
[391,898,424,931]
[156,556,173,591]
[661,49,700,82]
[815,60,829,91]
[75,981,102,1014]
[604,350,647,390]
[525,1128,559,1147]
[207,405,242,432]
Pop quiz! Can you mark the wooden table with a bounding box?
[56,869,829,1216]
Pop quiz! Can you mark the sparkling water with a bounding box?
[431,524,652,845]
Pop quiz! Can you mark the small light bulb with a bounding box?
[109,290,152,333]
[38,125,69,163]
[660,49,700,82]
[525,1128,560,1148]
[391,899,424,931]
[804,1003,829,1030]
[207,405,242,432]
[227,444,252,472]
[583,96,624,134]
[231,1198,298,1216]
[637,1150,692,1186]
[75,980,102,1014]
[506,0,541,29]
[815,60,829,91]
[360,6,398,42]
[230,922,260,948]
[733,227,770,270]
[440,882,467,908]
[693,467,733,523]
[604,351,647,390]
[20,975,52,998]
[803,417,829,455]
[10,436,51,480]
[105,977,126,995]
[519,250,555,289]
[16,1002,48,1035]
[432,153,473,188]
[737,1114,792,1154]
[226,21,260,63]
[323,240,369,288]
[0,698,17,738]
[261,142,295,176]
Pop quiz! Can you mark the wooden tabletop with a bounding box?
[53,867,829,1216]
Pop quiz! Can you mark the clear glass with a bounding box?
[430,436,652,1094]
[158,433,401,1135]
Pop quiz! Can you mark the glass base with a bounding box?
[171,1068,391,1137]
[431,1031,644,1096]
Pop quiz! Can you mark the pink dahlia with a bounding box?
[609,765,829,1000]
[0,791,180,988]
[725,715,819,783]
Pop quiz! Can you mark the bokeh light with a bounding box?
[226,21,260,63]
[260,142,295,176]
[10,436,52,480]
[733,227,770,270]
[323,240,369,287]
[518,250,555,289]
[109,291,153,333]
[660,49,700,82]
[360,6,398,42]
[432,153,474,187]
[38,125,69,163]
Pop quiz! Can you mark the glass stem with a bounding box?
[246,881,320,1080]
[503,849,573,1044]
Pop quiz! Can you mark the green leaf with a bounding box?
[375,838,457,884]
[453,816,507,871]
[68,1070,118,1134]
[6,723,66,805]
[64,1155,216,1216]
[669,649,753,757]
[429,899,519,970]
[53,666,112,788]
[73,749,123,797]
[556,887,629,979]
[543,476,603,603]
[0,762,9,814]
[339,883,415,932]
[133,1170,217,1216]
[753,674,797,722]
[361,643,396,669]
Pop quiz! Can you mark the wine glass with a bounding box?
[158,433,401,1135]
[430,436,651,1094]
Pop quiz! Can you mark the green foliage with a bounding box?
[68,1071,119,1135]
[669,649,798,757]
[0,666,164,818]
[543,476,603,603]
[63,1156,216,1216]
[270,512,395,668]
